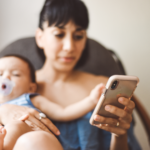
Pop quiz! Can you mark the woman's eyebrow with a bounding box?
[57,26,65,29]
[76,27,84,31]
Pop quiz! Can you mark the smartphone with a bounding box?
[89,75,139,125]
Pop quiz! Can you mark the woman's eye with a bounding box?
[55,34,64,38]
[74,35,84,40]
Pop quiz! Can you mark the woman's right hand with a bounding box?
[0,104,60,135]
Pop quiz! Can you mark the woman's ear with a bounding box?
[35,28,44,49]
[29,83,37,93]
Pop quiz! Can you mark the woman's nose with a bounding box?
[63,37,75,52]
[3,71,11,80]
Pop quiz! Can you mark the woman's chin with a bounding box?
[54,63,76,72]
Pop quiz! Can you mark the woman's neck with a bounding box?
[36,59,75,83]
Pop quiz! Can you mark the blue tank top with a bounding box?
[53,111,141,150]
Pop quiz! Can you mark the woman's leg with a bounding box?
[3,120,32,150]
[13,131,63,150]
[0,126,6,150]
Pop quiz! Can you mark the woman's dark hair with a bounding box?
[2,55,36,83]
[39,0,89,30]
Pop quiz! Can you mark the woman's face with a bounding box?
[36,21,87,71]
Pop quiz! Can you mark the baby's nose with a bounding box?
[3,71,11,80]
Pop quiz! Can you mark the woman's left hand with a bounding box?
[93,97,135,136]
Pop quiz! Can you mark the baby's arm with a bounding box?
[31,84,105,122]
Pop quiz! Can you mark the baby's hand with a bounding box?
[89,83,105,105]
[0,125,6,149]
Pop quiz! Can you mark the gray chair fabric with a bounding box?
[0,37,123,77]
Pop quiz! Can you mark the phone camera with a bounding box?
[111,80,118,90]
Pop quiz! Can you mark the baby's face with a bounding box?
[0,56,36,102]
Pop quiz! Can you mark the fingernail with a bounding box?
[57,131,60,135]
[94,115,100,121]
[105,105,110,110]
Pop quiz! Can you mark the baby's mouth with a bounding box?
[2,84,7,90]
[0,78,15,96]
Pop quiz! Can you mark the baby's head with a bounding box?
[0,55,37,102]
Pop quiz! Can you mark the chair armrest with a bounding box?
[132,95,150,141]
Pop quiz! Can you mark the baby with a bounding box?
[0,55,105,150]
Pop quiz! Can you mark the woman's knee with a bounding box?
[14,131,63,150]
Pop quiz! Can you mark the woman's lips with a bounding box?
[59,57,75,63]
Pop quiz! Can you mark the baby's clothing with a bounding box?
[53,111,141,150]
[0,93,40,112]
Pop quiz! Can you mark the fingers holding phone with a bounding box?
[89,75,139,136]
[104,99,133,123]
[93,97,134,136]
[94,119,131,136]
[118,97,135,114]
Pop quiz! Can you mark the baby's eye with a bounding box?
[13,74,20,77]
[12,72,20,77]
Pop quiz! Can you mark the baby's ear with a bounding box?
[29,83,37,93]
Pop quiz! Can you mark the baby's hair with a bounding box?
[1,54,36,83]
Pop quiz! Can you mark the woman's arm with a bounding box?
[0,104,60,135]
[110,133,128,150]
[93,97,135,150]
[31,84,105,122]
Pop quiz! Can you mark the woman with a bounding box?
[0,0,141,150]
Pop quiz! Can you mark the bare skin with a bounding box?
[0,126,63,150]
[0,126,6,150]
[3,120,32,150]
[13,131,63,150]
[36,71,107,107]
[0,115,63,150]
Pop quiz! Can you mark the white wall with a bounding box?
[0,0,149,149]
[0,0,44,50]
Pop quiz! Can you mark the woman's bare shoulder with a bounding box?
[75,71,108,87]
